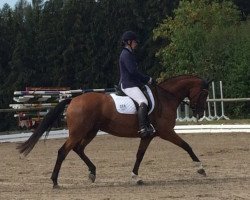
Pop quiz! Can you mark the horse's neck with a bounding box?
[169,81,190,99]
[159,78,198,102]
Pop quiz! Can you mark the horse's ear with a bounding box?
[202,78,213,89]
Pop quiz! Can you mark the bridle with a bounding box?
[156,85,208,117]
[187,88,209,116]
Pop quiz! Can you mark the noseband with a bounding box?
[188,89,209,114]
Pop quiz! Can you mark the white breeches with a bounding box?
[121,85,148,106]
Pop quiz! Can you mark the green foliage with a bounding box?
[0,0,176,131]
[223,21,250,117]
[0,0,249,131]
[153,0,249,117]
[154,0,239,77]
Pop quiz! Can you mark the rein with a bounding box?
[155,84,177,100]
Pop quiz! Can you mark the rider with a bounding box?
[118,30,155,138]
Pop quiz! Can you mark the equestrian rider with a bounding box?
[118,30,155,138]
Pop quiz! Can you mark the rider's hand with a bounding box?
[148,77,157,86]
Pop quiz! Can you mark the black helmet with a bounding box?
[122,31,137,42]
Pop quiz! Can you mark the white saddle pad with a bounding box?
[110,85,155,115]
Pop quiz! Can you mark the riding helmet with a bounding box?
[121,31,138,42]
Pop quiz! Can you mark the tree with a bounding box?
[153,0,249,117]
[223,21,250,117]
[153,0,240,78]
[0,4,14,87]
[233,0,250,19]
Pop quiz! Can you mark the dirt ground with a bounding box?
[0,133,250,200]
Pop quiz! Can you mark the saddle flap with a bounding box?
[110,85,155,115]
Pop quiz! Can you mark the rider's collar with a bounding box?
[124,47,133,53]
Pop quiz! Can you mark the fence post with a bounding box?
[211,82,219,120]
[206,94,213,120]
[217,81,230,120]
[176,106,184,122]
[199,94,213,121]
[182,100,196,122]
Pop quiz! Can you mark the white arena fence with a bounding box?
[1,124,250,143]
[0,81,249,129]
[177,81,250,122]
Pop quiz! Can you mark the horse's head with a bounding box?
[188,79,212,119]
[157,75,213,119]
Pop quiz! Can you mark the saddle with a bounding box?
[110,85,155,115]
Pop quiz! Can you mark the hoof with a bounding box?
[89,173,96,183]
[53,184,61,189]
[136,179,144,185]
[197,168,206,176]
[131,172,144,185]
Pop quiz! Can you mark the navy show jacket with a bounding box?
[119,48,150,89]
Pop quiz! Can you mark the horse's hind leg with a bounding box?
[160,130,206,176]
[51,138,78,188]
[73,130,98,183]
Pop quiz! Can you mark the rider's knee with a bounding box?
[139,100,148,106]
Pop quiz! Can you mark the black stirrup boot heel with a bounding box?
[138,103,155,138]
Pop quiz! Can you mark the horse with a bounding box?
[17,75,211,188]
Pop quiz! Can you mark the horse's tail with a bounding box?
[17,98,72,156]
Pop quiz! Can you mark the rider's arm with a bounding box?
[122,52,151,84]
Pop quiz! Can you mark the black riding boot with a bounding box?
[138,103,155,138]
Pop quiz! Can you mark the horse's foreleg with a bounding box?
[73,131,97,183]
[180,140,206,176]
[51,139,76,188]
[160,130,206,176]
[131,137,153,184]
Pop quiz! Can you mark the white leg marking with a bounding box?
[194,161,206,176]
[194,161,203,170]
[131,172,143,185]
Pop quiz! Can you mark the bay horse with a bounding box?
[17,75,211,188]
